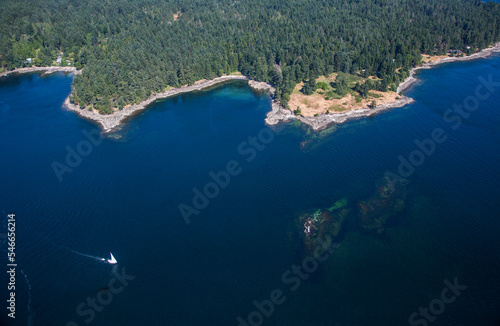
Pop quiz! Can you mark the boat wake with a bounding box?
[40,235,115,264]
[60,246,107,262]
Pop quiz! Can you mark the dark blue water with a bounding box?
[1,55,500,326]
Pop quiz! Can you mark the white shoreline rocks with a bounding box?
[0,66,79,78]
[64,75,251,132]
[309,95,414,129]
[265,95,415,131]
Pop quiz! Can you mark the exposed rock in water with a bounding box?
[297,198,349,255]
[247,80,275,94]
[264,102,294,126]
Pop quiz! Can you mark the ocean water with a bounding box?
[1,54,500,326]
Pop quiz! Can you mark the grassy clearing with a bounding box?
[329,104,348,112]
[288,71,396,117]
[368,92,382,98]
[350,90,362,103]
[296,72,368,102]
[336,72,363,86]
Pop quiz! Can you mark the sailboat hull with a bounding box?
[107,253,117,264]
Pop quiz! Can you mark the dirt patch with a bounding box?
[289,77,401,117]
[421,54,450,64]
[194,79,207,85]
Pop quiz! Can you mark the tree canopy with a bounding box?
[2,0,500,113]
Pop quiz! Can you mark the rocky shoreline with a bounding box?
[265,88,416,132]
[267,42,500,131]
[292,95,415,131]
[0,65,424,132]
[264,95,414,131]
[4,42,500,133]
[397,42,500,94]
[0,66,414,132]
[0,66,79,78]
[64,75,254,132]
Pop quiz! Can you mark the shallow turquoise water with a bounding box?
[0,55,500,326]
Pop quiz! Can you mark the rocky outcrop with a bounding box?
[264,102,295,126]
[248,80,275,94]
[0,66,79,78]
[265,95,414,131]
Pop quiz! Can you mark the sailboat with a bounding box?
[107,253,117,264]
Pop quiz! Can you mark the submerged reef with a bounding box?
[297,198,349,255]
[299,123,338,150]
[358,176,408,234]
[293,176,409,256]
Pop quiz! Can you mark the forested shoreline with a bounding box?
[2,0,500,114]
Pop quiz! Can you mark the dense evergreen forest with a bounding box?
[2,0,500,113]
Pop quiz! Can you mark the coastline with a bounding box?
[283,95,415,131]
[0,66,79,78]
[63,75,256,132]
[3,42,500,133]
[265,91,416,132]
[397,42,500,94]
[266,42,500,131]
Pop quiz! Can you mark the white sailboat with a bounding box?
[107,253,117,264]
